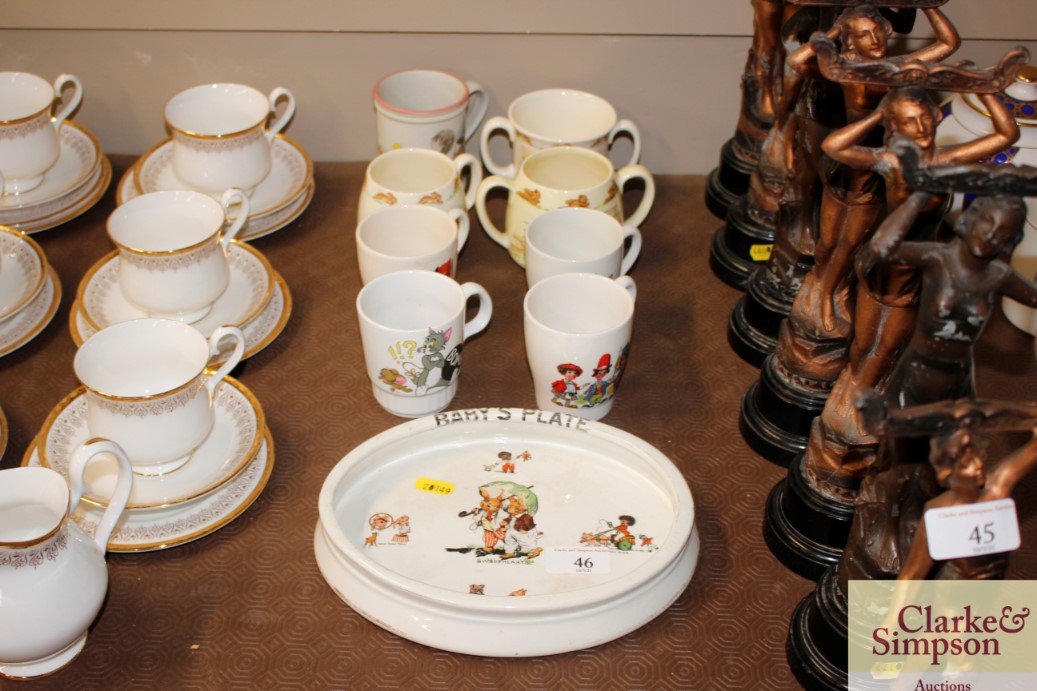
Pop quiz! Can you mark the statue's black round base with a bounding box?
[739,355,827,466]
[705,137,755,220]
[763,452,854,580]
[728,294,775,367]
[727,252,809,366]
[709,196,775,290]
[787,566,847,691]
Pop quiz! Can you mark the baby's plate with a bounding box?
[315,407,699,657]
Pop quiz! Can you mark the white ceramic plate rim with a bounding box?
[317,407,696,614]
[77,240,274,336]
[36,376,265,509]
[24,431,274,552]
[0,265,60,357]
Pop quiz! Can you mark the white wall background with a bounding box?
[1,1,1034,173]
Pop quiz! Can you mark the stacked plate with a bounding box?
[117,134,315,241]
[0,226,61,358]
[23,376,274,552]
[0,122,112,234]
[315,407,699,656]
[70,239,291,361]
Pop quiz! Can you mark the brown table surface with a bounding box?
[3,155,1037,690]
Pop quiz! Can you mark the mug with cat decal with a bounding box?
[356,270,492,417]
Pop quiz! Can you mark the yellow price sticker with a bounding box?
[749,244,773,262]
[415,477,455,496]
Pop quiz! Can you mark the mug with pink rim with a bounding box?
[373,68,487,156]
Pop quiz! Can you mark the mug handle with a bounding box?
[265,87,296,141]
[454,152,483,210]
[219,188,251,248]
[479,116,517,177]
[205,325,246,392]
[615,164,656,229]
[51,73,83,131]
[446,207,470,252]
[618,225,643,276]
[609,118,642,167]
[69,438,133,551]
[462,81,488,144]
[614,275,637,304]
[460,282,493,339]
[475,175,513,250]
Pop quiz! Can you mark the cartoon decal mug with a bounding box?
[476,146,655,268]
[355,204,470,284]
[524,273,636,421]
[524,207,642,288]
[357,270,492,417]
[480,88,641,178]
[373,69,487,156]
[358,147,482,222]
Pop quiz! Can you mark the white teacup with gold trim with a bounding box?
[107,188,250,324]
[73,318,246,476]
[164,83,295,195]
[358,147,482,222]
[475,146,655,268]
[0,71,83,195]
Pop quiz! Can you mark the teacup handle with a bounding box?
[219,187,251,248]
[454,152,483,210]
[618,225,643,277]
[609,118,642,167]
[475,175,513,249]
[615,164,656,229]
[462,81,488,145]
[446,207,470,252]
[51,73,83,131]
[614,275,637,304]
[265,87,296,141]
[460,282,493,338]
[479,116,517,177]
[205,325,246,392]
[69,438,133,551]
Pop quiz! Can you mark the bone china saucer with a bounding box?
[15,157,112,235]
[133,134,312,217]
[118,160,314,242]
[315,407,699,657]
[78,240,274,336]
[24,430,274,553]
[0,227,47,322]
[71,269,291,362]
[0,122,101,214]
[0,265,60,358]
[37,376,265,509]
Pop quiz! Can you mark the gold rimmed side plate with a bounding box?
[70,269,292,362]
[35,376,265,510]
[19,156,112,235]
[23,429,275,553]
[0,264,61,358]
